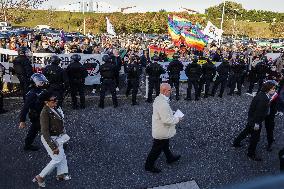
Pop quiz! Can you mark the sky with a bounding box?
[41,0,284,13]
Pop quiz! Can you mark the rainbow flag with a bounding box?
[167,15,208,50]
[167,15,181,43]
[149,45,176,61]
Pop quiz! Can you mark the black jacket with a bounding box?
[167,60,184,79]
[12,55,33,78]
[217,62,230,78]
[146,62,166,79]
[43,64,68,89]
[126,63,141,80]
[99,62,116,80]
[66,61,88,84]
[248,91,270,125]
[185,63,202,81]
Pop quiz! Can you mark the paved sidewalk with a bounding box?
[149,181,200,189]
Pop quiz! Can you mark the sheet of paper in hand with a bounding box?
[174,109,184,118]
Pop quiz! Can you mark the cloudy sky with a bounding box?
[41,0,284,13]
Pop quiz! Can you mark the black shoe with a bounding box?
[236,92,241,96]
[185,97,191,101]
[0,109,8,114]
[195,97,200,101]
[145,166,161,173]
[210,93,215,97]
[98,105,104,109]
[24,145,40,151]
[167,155,181,164]
[114,104,118,108]
[232,143,243,148]
[204,95,208,98]
[80,104,85,109]
[247,154,262,161]
[132,102,139,106]
[227,93,233,96]
[218,94,223,98]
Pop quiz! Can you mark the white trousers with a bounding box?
[39,135,68,178]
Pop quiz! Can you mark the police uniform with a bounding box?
[13,48,33,101]
[185,59,202,101]
[19,73,49,151]
[167,55,184,100]
[199,58,216,98]
[146,57,166,103]
[66,54,88,109]
[211,59,230,98]
[255,60,269,93]
[99,55,118,108]
[43,56,68,107]
[125,60,141,105]
[0,64,7,114]
[228,58,246,95]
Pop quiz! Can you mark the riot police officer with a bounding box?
[146,55,166,103]
[99,54,118,108]
[125,56,142,105]
[185,56,202,101]
[19,73,49,151]
[43,55,68,107]
[211,58,231,98]
[228,56,246,96]
[0,64,7,114]
[247,56,259,94]
[199,57,216,98]
[66,54,88,109]
[167,53,184,100]
[255,57,270,93]
[13,47,33,101]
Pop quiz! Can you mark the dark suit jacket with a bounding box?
[248,91,270,125]
[40,105,65,150]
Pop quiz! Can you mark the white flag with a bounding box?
[203,21,223,43]
[106,17,116,36]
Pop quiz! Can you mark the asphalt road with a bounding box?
[1,91,284,189]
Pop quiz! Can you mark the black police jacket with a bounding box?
[185,63,201,81]
[146,62,166,79]
[201,63,216,79]
[19,88,46,122]
[43,64,68,89]
[12,55,33,78]
[231,62,246,75]
[126,63,141,80]
[99,62,116,80]
[66,61,88,84]
[167,60,184,79]
[217,63,230,78]
[256,62,269,78]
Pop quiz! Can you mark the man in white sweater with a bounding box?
[145,83,183,173]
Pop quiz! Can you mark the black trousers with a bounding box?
[70,83,85,107]
[265,103,277,146]
[279,148,284,171]
[0,81,3,110]
[18,76,30,101]
[229,74,242,94]
[99,79,118,107]
[247,75,258,93]
[186,79,199,100]
[211,76,227,96]
[114,71,120,88]
[233,122,262,156]
[25,119,40,147]
[126,79,139,104]
[145,139,174,168]
[199,77,211,96]
[147,78,160,101]
[168,78,180,99]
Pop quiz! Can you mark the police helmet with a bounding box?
[50,55,61,65]
[152,55,160,62]
[102,54,111,63]
[18,47,28,55]
[70,54,81,62]
[31,73,49,87]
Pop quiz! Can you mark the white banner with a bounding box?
[203,21,223,43]
[0,48,104,85]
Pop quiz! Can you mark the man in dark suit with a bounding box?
[233,81,276,161]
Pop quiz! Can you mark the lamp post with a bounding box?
[220,0,225,46]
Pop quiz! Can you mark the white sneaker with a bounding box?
[91,89,96,94]
[116,87,120,92]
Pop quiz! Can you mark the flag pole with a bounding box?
[220,0,225,46]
